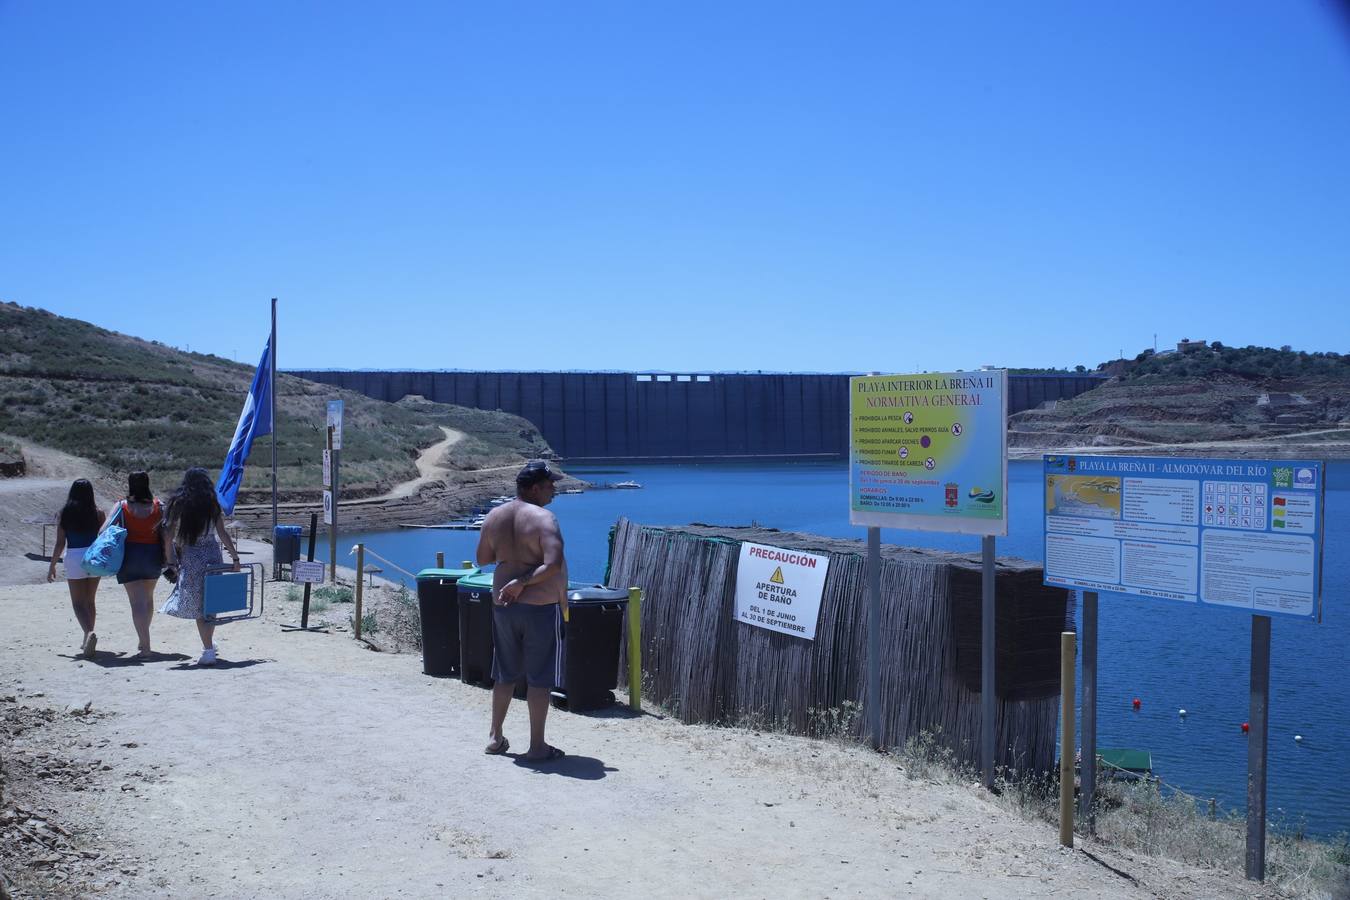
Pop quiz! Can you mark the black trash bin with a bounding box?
[457,571,497,686]
[415,566,478,677]
[273,525,302,566]
[460,573,583,700]
[556,586,630,712]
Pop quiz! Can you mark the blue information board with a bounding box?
[1042,455,1325,621]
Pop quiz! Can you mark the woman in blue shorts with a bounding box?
[103,471,164,657]
[46,479,106,658]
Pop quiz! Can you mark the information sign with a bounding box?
[322,450,331,488]
[292,560,325,584]
[1043,455,1325,621]
[849,370,1007,535]
[322,490,333,526]
[734,542,830,640]
[326,400,344,450]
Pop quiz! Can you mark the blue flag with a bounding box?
[216,339,273,515]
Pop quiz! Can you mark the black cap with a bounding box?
[516,459,564,486]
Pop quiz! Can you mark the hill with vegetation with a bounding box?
[0,302,552,500]
[1011,343,1350,456]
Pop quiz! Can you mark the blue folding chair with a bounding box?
[202,563,265,624]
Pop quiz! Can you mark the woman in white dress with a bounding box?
[160,468,240,666]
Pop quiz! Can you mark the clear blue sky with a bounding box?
[3,2,1348,372]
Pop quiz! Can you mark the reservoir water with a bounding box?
[321,459,1349,838]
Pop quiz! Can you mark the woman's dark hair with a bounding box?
[58,479,99,534]
[126,471,153,503]
[165,467,221,545]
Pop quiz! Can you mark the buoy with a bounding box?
[1132,698,1141,710]
[1179,709,1187,717]
[1295,735,1303,743]
[1241,722,1250,733]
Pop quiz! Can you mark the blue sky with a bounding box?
[3,2,1348,373]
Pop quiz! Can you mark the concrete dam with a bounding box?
[288,371,1106,460]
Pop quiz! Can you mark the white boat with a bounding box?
[613,480,642,489]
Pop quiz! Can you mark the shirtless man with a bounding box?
[476,460,568,761]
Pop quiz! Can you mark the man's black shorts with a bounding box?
[490,602,563,689]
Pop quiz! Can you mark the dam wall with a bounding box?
[287,370,1105,459]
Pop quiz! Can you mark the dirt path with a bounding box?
[0,571,1283,899]
[0,439,123,588]
[375,427,464,501]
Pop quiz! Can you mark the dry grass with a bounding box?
[990,768,1350,899]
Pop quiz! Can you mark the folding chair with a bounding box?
[203,562,265,624]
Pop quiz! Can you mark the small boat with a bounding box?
[612,480,642,489]
[1092,748,1154,782]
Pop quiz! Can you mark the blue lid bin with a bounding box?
[273,525,303,565]
[415,566,478,677]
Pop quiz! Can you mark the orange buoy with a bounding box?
[1241,722,1250,733]
[1132,697,1141,710]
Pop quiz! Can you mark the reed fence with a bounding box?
[608,518,1074,774]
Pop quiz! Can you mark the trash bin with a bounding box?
[460,574,586,699]
[415,566,478,677]
[556,586,630,712]
[457,571,498,686]
[273,525,303,565]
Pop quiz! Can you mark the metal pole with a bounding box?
[866,526,881,750]
[1246,614,1271,881]
[1079,591,1098,833]
[270,298,278,548]
[1059,631,1076,848]
[981,534,996,789]
[436,551,445,569]
[328,427,338,584]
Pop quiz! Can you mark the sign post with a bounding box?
[867,527,881,749]
[1042,454,1326,878]
[849,370,1007,772]
[1079,590,1099,832]
[325,400,343,585]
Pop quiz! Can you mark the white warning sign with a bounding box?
[734,542,830,640]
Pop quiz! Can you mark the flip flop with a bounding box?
[525,746,565,763]
[484,737,510,755]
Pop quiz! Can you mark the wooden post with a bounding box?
[627,587,643,711]
[1079,591,1098,833]
[1246,614,1271,881]
[300,512,318,630]
[1060,630,1076,848]
[436,551,445,569]
[354,543,365,641]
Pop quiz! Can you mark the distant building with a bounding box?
[1177,337,1208,354]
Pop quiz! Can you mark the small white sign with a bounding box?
[327,400,344,450]
[322,449,331,488]
[322,490,333,526]
[734,542,830,640]
[292,560,326,584]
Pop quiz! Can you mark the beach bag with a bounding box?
[82,506,126,577]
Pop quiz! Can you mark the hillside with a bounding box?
[0,302,553,502]
[1011,344,1350,457]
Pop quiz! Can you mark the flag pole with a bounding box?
[270,298,278,544]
